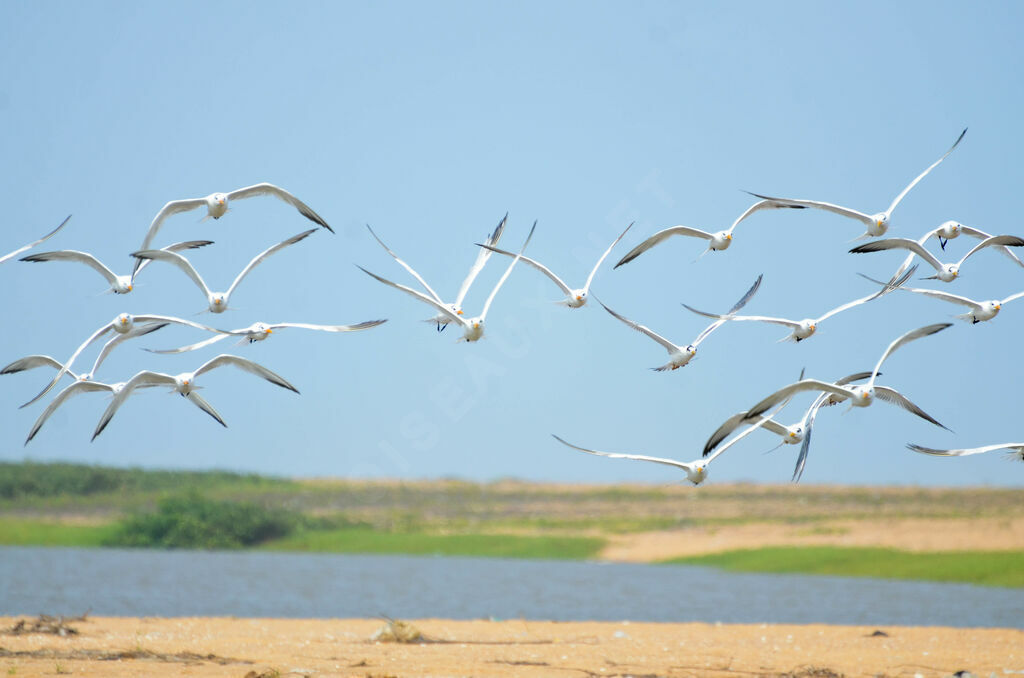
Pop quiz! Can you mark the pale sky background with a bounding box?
[1,1,1021,487]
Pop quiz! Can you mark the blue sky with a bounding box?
[1,1,1021,487]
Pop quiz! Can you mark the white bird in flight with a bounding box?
[477,222,632,307]
[146,319,388,354]
[21,240,213,294]
[552,407,782,486]
[358,221,536,343]
[741,323,952,429]
[25,378,162,445]
[849,234,1024,282]
[682,268,913,343]
[91,354,300,441]
[134,183,332,271]
[2,322,169,384]
[860,272,1024,324]
[1,215,71,265]
[599,275,762,371]
[907,442,1024,462]
[132,229,315,312]
[21,313,230,408]
[748,128,967,238]
[366,214,507,330]
[613,201,803,267]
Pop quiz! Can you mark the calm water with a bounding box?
[1,546,1020,627]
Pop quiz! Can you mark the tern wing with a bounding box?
[185,391,227,427]
[907,442,1023,457]
[138,198,208,253]
[476,244,571,295]
[614,226,714,268]
[849,238,944,272]
[270,320,388,332]
[130,248,212,298]
[89,322,169,376]
[91,371,176,441]
[25,380,113,444]
[20,250,119,286]
[551,434,693,471]
[745,192,873,226]
[0,215,71,265]
[885,128,967,217]
[21,322,114,408]
[193,354,299,393]
[226,229,315,298]
[366,224,444,303]
[454,213,507,307]
[357,265,466,327]
[869,323,951,386]
[599,301,678,354]
[726,199,807,235]
[584,222,633,291]
[480,220,536,321]
[226,183,332,232]
[744,379,853,421]
[957,235,1024,268]
[2,355,67,376]
[873,386,950,430]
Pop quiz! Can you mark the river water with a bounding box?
[1,546,1020,627]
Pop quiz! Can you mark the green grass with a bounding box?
[262,527,605,560]
[665,546,1024,588]
[0,518,117,547]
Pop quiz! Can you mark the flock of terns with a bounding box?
[3,129,1023,484]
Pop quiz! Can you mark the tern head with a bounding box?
[209,293,227,312]
[937,220,962,240]
[114,313,133,333]
[464,317,485,341]
[794,320,817,340]
[113,275,133,294]
[176,374,194,394]
[448,304,464,317]
[250,322,273,341]
[568,289,587,308]
[868,213,889,236]
[686,462,708,485]
[208,192,229,218]
[851,385,874,407]
[785,425,804,443]
[941,264,960,282]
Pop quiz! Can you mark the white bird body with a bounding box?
[748,129,967,238]
[600,275,762,371]
[132,229,314,312]
[861,272,1024,324]
[850,234,1024,282]
[478,222,632,307]
[1,216,71,265]
[135,183,332,267]
[359,222,536,343]
[21,240,213,294]
[613,201,802,268]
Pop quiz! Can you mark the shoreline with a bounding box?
[1,616,1020,677]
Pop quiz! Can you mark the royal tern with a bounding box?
[477,222,632,307]
[860,272,1024,324]
[907,442,1024,461]
[1,215,71,265]
[358,221,535,342]
[683,268,913,342]
[133,183,331,273]
[850,234,1024,282]
[741,323,952,428]
[21,240,212,294]
[552,407,780,486]
[147,319,387,353]
[132,229,314,312]
[366,214,507,330]
[613,201,803,267]
[748,128,967,238]
[599,275,761,371]
[91,354,299,440]
[21,313,230,408]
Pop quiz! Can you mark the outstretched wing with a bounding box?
[868,323,951,386]
[691,275,762,347]
[184,392,227,427]
[192,354,299,393]
[91,371,177,441]
[366,224,444,303]
[0,215,71,265]
[885,128,967,217]
[584,222,633,291]
[907,442,1024,458]
[849,238,944,272]
[614,226,714,268]
[551,434,693,471]
[454,213,507,307]
[226,229,315,298]
[599,301,678,354]
[20,250,119,286]
[957,235,1024,268]
[357,265,466,327]
[131,248,212,298]
[873,386,950,430]
[475,244,572,295]
[25,380,113,444]
[744,191,873,226]
[480,220,536,321]
[226,183,332,232]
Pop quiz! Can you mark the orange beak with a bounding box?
[457,310,464,315]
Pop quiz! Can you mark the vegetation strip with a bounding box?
[664,546,1024,588]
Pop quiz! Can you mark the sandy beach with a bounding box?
[1,616,1020,677]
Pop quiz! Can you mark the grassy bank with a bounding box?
[666,546,1024,588]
